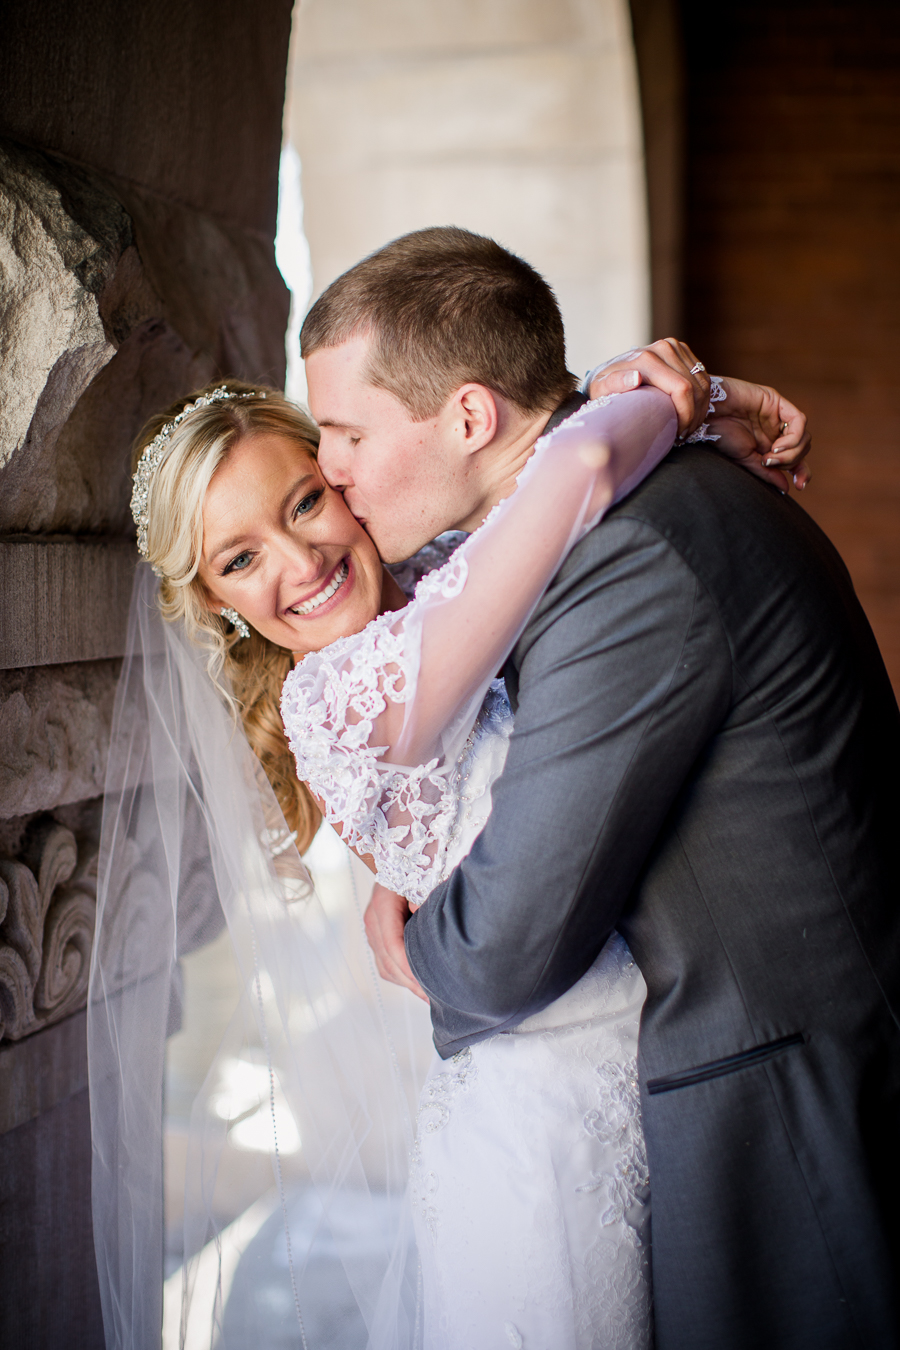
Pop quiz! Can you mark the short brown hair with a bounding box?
[300,226,576,419]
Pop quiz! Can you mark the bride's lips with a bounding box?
[286,556,352,621]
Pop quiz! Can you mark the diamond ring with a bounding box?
[689,362,706,375]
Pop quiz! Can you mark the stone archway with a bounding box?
[0,4,293,1343]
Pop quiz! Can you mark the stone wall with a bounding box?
[0,3,293,1344]
[286,0,650,381]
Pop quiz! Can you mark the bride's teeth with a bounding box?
[292,560,348,616]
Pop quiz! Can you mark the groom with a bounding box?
[301,227,900,1348]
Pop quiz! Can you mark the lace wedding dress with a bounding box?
[281,388,677,1349]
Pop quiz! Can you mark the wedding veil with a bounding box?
[88,563,432,1349]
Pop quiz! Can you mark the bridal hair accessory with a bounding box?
[220,606,251,640]
[130,385,265,565]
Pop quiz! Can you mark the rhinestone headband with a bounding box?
[130,385,265,563]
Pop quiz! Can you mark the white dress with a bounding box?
[281,388,678,1349]
[406,684,651,1350]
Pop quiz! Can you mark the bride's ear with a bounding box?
[198,580,225,614]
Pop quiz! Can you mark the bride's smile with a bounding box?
[198,429,402,659]
[287,555,350,616]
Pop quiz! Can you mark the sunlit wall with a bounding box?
[282,0,650,387]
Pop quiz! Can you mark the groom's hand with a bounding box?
[587,337,712,438]
[364,883,429,1002]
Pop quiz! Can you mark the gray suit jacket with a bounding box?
[405,446,900,1348]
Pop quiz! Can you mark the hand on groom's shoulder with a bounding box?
[587,338,812,493]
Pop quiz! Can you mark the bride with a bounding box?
[90,372,789,1349]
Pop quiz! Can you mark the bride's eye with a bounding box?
[222,551,253,575]
[294,489,324,519]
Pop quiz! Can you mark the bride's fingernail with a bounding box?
[625,370,640,388]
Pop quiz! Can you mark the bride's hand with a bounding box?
[587,337,712,438]
[588,343,812,492]
[364,883,429,1002]
[703,375,812,492]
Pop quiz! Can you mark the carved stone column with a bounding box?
[0,3,293,1345]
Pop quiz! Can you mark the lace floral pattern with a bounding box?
[412,935,651,1350]
[386,531,467,599]
[410,1047,476,1242]
[684,373,727,443]
[281,553,475,906]
[578,1060,649,1225]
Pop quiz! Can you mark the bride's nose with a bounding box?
[273,536,325,585]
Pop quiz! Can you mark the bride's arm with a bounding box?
[389,386,676,768]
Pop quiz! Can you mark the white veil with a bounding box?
[88,563,433,1350]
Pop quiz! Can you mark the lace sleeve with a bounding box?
[683,375,727,443]
[281,386,677,902]
[580,363,728,445]
[281,572,470,904]
[385,532,467,599]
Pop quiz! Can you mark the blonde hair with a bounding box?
[131,379,322,852]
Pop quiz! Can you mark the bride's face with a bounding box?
[198,431,387,659]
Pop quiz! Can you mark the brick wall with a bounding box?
[681,0,900,694]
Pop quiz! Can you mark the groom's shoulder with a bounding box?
[617,442,784,520]
[572,445,848,600]
[538,445,869,668]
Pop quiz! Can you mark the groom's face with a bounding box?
[306,335,470,564]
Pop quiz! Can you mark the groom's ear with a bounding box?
[453,384,499,453]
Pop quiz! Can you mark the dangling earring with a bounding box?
[220,607,250,640]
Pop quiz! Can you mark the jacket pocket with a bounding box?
[646,1032,805,1096]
